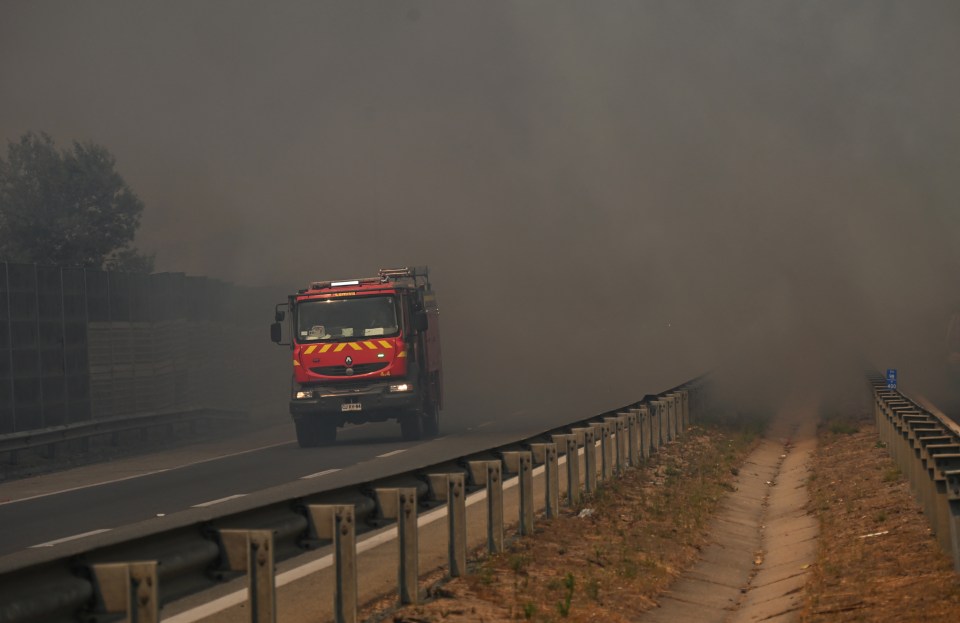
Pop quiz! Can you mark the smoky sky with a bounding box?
[2,1,960,416]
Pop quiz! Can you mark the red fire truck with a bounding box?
[271,267,442,446]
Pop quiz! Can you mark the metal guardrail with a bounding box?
[867,373,960,571]
[0,408,247,465]
[0,377,707,623]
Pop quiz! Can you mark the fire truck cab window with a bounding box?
[297,296,399,342]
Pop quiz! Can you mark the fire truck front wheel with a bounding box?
[399,412,423,441]
[400,403,439,441]
[296,418,337,447]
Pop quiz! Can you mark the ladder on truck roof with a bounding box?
[307,266,430,291]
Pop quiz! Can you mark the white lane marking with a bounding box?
[169,440,296,471]
[0,440,295,508]
[191,494,247,508]
[29,528,112,548]
[0,471,170,508]
[300,468,341,480]
[376,449,407,458]
[477,421,494,428]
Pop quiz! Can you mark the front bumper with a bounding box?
[289,383,419,421]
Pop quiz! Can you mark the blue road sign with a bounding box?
[886,368,897,390]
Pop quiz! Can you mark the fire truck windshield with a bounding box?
[296,296,399,342]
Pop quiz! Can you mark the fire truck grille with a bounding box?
[310,363,389,376]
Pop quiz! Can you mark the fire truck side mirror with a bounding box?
[270,322,283,344]
[413,310,428,333]
[275,310,286,322]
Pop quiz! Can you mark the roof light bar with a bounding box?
[331,280,360,287]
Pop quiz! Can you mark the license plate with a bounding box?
[341,402,362,412]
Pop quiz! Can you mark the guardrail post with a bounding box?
[899,412,927,496]
[874,392,889,443]
[927,446,960,553]
[636,405,651,460]
[909,425,942,522]
[915,431,946,524]
[669,396,677,441]
[427,473,467,576]
[661,399,670,445]
[661,397,672,442]
[91,561,159,623]
[934,454,960,572]
[876,393,885,437]
[572,427,598,494]
[666,393,678,437]
[503,451,535,535]
[554,433,580,507]
[939,460,960,571]
[889,403,914,471]
[675,393,684,436]
[611,415,628,473]
[218,529,276,623]
[307,505,357,623]
[878,396,896,457]
[650,401,665,450]
[375,488,419,604]
[531,442,560,519]
[667,395,678,440]
[680,389,690,430]
[603,417,620,475]
[626,410,640,467]
[468,460,504,553]
[597,422,613,481]
[925,448,952,546]
[673,391,682,432]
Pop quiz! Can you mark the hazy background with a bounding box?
[2,1,959,421]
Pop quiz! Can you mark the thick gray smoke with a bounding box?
[2,1,959,421]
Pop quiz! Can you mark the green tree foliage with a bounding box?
[0,131,153,272]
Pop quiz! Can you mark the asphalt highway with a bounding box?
[0,374,683,562]
[0,418,477,558]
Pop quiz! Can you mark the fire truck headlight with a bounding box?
[388,383,411,393]
[295,390,314,400]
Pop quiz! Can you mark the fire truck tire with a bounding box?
[296,419,337,447]
[400,413,423,441]
[422,404,439,438]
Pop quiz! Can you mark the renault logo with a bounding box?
[345,356,353,366]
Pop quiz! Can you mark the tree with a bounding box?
[0,131,154,272]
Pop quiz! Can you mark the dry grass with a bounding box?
[802,410,960,622]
